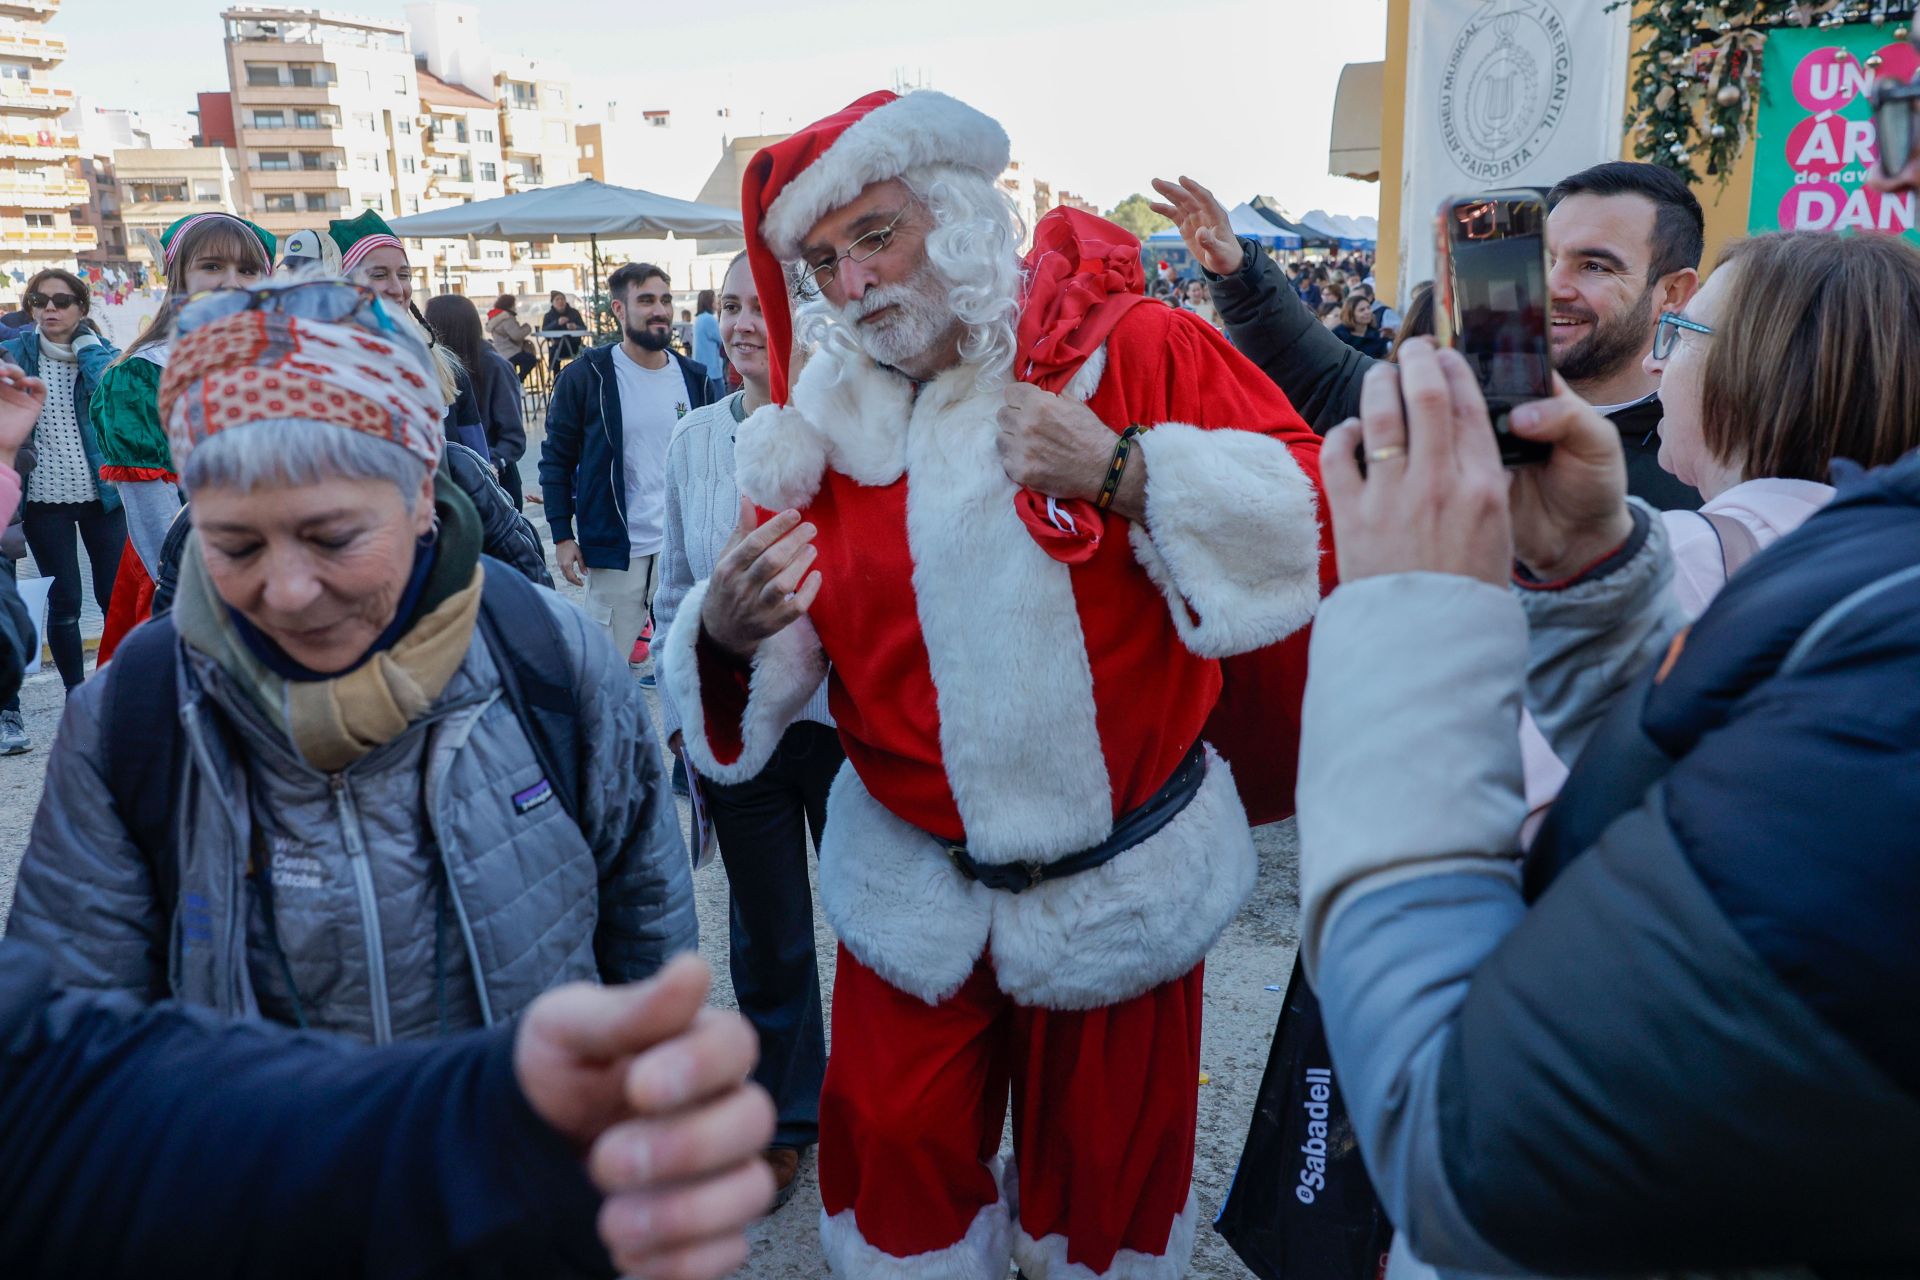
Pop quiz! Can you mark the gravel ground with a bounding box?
[0,424,1292,1278]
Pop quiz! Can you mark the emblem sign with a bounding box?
[1439,0,1574,181]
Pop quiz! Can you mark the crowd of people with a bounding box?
[1,47,1918,1280]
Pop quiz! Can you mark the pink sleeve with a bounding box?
[0,464,19,530]
[1519,709,1569,850]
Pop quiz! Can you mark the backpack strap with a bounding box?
[474,558,586,829]
[102,616,184,928]
[1700,510,1762,580]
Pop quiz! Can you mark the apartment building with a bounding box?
[414,63,509,294]
[407,0,582,297]
[222,6,428,243]
[73,105,200,278]
[0,0,92,282]
[116,147,245,271]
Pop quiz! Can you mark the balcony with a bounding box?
[245,168,348,193]
[0,127,74,160]
[0,80,75,114]
[0,173,89,206]
[0,27,67,64]
[232,82,345,110]
[0,0,61,19]
[5,222,96,250]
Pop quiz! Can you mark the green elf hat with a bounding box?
[161,213,277,267]
[329,209,407,274]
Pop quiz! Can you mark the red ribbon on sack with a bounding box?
[1012,207,1149,562]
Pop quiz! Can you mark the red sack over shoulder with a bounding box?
[1017,208,1334,826]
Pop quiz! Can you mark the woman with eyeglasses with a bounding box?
[90,213,275,663]
[0,269,125,703]
[1640,230,1920,613]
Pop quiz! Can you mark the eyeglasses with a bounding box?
[1871,66,1920,179]
[26,291,80,311]
[795,206,910,301]
[175,280,395,333]
[1652,311,1713,360]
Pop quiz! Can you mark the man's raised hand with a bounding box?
[698,497,822,660]
[1148,177,1245,277]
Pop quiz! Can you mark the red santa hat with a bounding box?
[741,90,1010,404]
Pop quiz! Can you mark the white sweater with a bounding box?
[654,391,833,744]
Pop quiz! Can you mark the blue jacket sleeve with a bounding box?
[539,363,586,547]
[0,940,614,1280]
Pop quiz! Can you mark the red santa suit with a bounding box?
[663,90,1330,1278]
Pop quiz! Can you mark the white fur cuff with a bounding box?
[659,578,829,784]
[1129,423,1323,658]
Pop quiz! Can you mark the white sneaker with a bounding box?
[0,710,29,756]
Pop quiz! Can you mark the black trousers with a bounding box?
[702,719,842,1150]
[20,499,122,689]
[508,350,537,384]
[0,556,19,714]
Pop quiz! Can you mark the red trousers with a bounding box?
[819,945,1203,1278]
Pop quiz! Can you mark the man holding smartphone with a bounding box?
[1153,161,1705,510]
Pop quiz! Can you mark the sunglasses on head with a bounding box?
[27,291,81,311]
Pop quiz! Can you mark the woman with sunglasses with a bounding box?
[90,213,276,663]
[0,268,125,698]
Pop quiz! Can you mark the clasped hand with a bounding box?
[1321,339,1634,587]
[515,954,775,1278]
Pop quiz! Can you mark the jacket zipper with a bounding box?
[330,773,395,1045]
[423,697,498,1028]
[597,360,627,536]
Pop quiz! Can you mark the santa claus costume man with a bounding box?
[662,90,1329,1278]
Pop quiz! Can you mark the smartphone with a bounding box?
[1434,191,1555,466]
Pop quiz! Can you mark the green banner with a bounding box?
[1749,24,1920,242]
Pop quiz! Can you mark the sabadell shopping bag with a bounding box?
[1214,952,1394,1280]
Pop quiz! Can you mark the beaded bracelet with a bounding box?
[1096,426,1147,511]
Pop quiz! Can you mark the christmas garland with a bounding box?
[1619,0,1915,181]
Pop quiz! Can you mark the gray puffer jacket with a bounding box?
[11,568,696,1044]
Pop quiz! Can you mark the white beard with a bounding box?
[836,258,957,369]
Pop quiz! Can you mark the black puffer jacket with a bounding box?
[151,441,550,617]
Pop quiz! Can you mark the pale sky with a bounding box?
[58,0,1387,219]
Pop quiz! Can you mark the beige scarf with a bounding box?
[174,539,483,772]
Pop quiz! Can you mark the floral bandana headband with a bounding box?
[159,280,445,474]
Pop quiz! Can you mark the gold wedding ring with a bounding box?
[1366,444,1407,463]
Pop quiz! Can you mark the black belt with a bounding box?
[943,744,1208,894]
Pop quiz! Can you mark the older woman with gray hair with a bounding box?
[13,277,695,1042]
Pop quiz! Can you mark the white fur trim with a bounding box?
[988,745,1254,1009]
[904,367,1113,861]
[820,747,1254,1011]
[1128,422,1323,659]
[791,341,915,487]
[762,92,1011,259]
[819,1163,1013,1279]
[1058,343,1107,403]
[818,761,994,1005]
[1010,1173,1199,1280]
[659,578,828,783]
[733,402,829,511]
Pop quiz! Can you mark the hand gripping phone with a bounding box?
[1434,191,1555,466]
